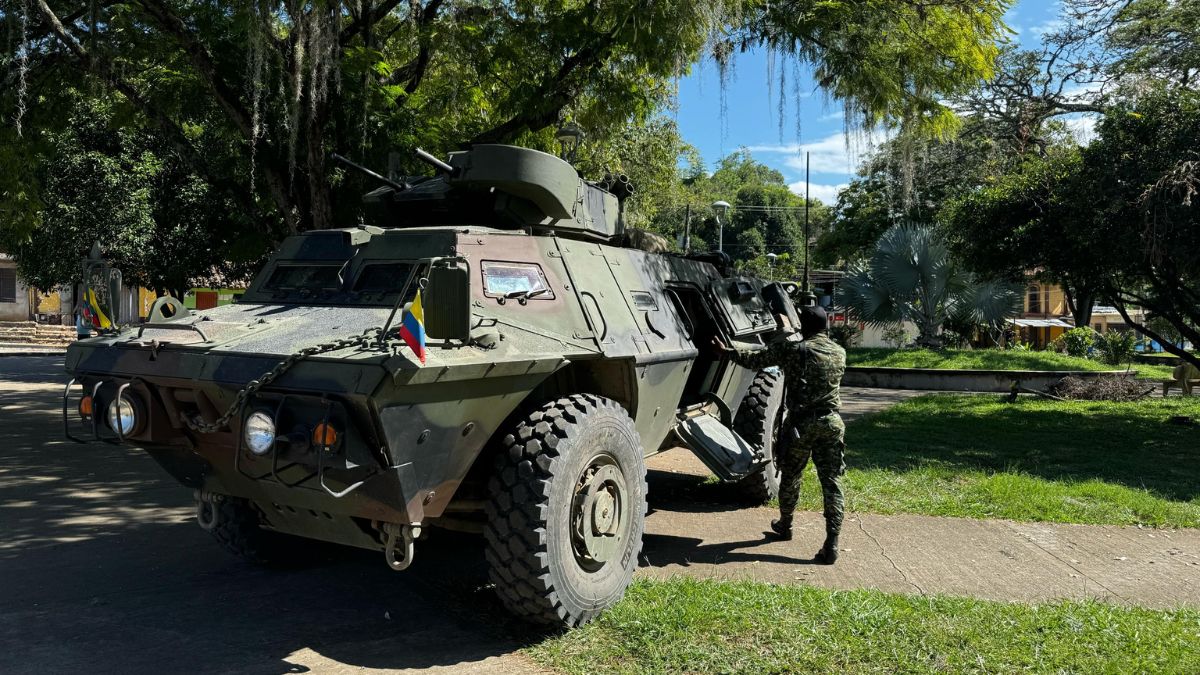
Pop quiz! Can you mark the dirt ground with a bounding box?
[2,357,1195,674]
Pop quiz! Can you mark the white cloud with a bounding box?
[747,132,875,175]
[787,181,847,205]
[1064,114,1098,144]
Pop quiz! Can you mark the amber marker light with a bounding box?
[313,422,339,449]
[79,395,94,420]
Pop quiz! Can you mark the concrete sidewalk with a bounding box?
[640,477,1200,609]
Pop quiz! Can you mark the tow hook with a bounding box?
[194,490,224,531]
[381,522,421,571]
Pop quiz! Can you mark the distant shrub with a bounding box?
[1094,330,1137,366]
[941,328,971,349]
[829,324,861,349]
[1062,327,1096,358]
[882,324,910,348]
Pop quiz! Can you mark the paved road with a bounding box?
[3,358,1196,675]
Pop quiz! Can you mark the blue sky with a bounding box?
[672,0,1065,204]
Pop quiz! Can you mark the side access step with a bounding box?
[674,414,767,481]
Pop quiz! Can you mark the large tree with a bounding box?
[944,88,1200,370]
[1,0,1009,289]
[650,150,832,273]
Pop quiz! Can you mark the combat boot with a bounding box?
[815,532,839,565]
[768,519,793,540]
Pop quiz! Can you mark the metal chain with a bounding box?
[181,327,385,434]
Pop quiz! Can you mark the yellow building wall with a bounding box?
[1023,282,1069,316]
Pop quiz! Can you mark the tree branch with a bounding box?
[1111,297,1200,371]
[468,30,618,145]
[404,0,444,94]
[135,0,253,138]
[340,0,404,45]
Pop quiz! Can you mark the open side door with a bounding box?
[673,411,766,481]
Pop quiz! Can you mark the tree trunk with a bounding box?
[1112,300,1200,372]
[305,105,333,231]
[1063,283,1094,328]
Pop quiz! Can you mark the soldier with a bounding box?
[716,305,847,564]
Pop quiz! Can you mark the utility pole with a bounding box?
[800,152,816,306]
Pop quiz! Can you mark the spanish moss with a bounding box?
[13,0,29,136]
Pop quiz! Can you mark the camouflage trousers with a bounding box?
[776,412,846,535]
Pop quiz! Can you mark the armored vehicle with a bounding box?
[63,144,799,626]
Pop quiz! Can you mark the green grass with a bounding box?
[529,578,1200,674]
[793,394,1200,528]
[846,348,1176,380]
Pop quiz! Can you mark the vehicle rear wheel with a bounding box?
[484,394,647,627]
[734,370,785,503]
[203,496,298,565]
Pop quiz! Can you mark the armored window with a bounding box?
[353,262,420,299]
[630,291,658,311]
[263,264,343,292]
[0,269,16,303]
[480,261,553,299]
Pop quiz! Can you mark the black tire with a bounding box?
[204,497,297,565]
[484,394,647,627]
[734,369,785,503]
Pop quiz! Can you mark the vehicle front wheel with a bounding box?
[484,394,647,627]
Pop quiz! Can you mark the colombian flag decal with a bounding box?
[397,290,427,364]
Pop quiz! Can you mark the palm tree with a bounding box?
[839,223,1021,348]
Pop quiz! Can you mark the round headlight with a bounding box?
[244,411,276,456]
[107,397,138,436]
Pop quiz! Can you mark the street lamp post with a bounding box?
[712,200,731,253]
[766,252,778,276]
[555,124,583,164]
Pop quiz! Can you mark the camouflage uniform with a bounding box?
[730,332,847,534]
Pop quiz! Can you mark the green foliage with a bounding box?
[748,1,1010,137]
[1108,0,1200,87]
[652,150,832,272]
[880,324,910,349]
[1094,330,1138,366]
[0,0,1011,289]
[814,115,1044,266]
[839,223,1021,348]
[944,88,1200,371]
[828,323,860,349]
[532,578,1200,673]
[1063,327,1096,358]
[6,96,263,293]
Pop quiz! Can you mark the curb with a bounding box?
[0,345,68,357]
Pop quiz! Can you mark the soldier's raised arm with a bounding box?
[715,333,791,372]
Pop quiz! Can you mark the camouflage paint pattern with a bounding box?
[64,144,799,552]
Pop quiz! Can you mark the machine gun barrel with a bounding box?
[415,148,456,175]
[331,153,409,192]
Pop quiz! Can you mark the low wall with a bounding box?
[842,367,1129,393]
